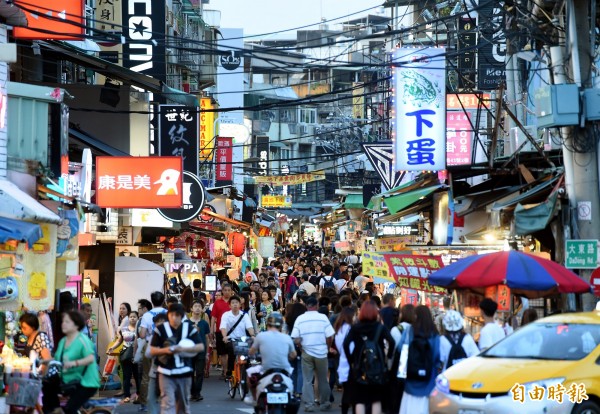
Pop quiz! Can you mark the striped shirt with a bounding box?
[291,311,335,358]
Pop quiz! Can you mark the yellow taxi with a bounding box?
[430,311,600,414]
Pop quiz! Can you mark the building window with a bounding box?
[298,108,317,124]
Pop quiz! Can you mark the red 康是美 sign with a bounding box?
[96,156,183,208]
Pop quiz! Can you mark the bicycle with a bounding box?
[226,337,252,400]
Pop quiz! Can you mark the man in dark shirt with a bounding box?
[379,293,399,331]
[150,304,204,414]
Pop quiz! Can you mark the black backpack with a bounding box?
[323,276,335,289]
[445,333,467,368]
[353,325,387,385]
[406,334,434,381]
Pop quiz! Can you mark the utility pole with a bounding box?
[558,0,599,311]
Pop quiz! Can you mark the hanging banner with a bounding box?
[393,48,446,171]
[261,195,292,208]
[199,98,215,161]
[215,137,233,185]
[478,1,506,90]
[253,171,325,186]
[256,136,270,176]
[95,0,122,32]
[446,111,472,166]
[384,254,446,293]
[159,105,199,176]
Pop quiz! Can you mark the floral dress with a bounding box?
[258,302,274,332]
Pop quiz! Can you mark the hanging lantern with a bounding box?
[196,240,206,249]
[228,232,246,257]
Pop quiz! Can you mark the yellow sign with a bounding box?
[254,171,325,186]
[352,83,364,119]
[375,236,412,251]
[362,252,394,283]
[261,195,292,208]
[200,98,215,161]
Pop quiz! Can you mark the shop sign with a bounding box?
[478,1,506,90]
[334,240,351,252]
[485,285,511,312]
[157,171,207,223]
[256,136,269,176]
[254,171,326,186]
[122,0,166,82]
[96,156,183,208]
[591,268,600,296]
[215,137,233,185]
[14,0,84,40]
[95,0,122,32]
[362,252,395,282]
[565,239,598,269]
[393,48,446,171]
[159,105,199,176]
[200,98,215,161]
[374,236,412,251]
[446,111,472,166]
[164,262,201,274]
[446,94,491,110]
[377,224,417,237]
[261,195,292,208]
[385,254,447,294]
[117,226,133,245]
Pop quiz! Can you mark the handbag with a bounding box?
[57,335,90,395]
[120,345,134,362]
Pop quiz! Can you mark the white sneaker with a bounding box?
[243,396,255,405]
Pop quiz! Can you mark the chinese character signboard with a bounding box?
[215,137,233,186]
[384,254,447,294]
[565,240,599,269]
[254,171,325,186]
[362,252,395,283]
[478,1,506,89]
[14,0,85,40]
[393,48,446,171]
[159,105,199,176]
[256,136,270,176]
[199,98,215,161]
[122,0,166,82]
[96,156,183,208]
[95,0,122,32]
[446,111,472,166]
[261,195,292,208]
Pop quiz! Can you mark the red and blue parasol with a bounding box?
[428,250,592,298]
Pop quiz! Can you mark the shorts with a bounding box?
[215,331,227,356]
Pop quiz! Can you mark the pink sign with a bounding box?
[446,111,472,166]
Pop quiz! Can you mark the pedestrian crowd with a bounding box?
[19,243,522,414]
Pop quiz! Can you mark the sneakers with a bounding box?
[305,406,316,412]
[320,402,332,411]
[191,395,204,402]
[243,395,255,405]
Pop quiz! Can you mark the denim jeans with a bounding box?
[300,352,330,407]
[147,376,160,414]
[290,355,303,394]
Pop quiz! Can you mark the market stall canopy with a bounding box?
[0,179,62,224]
[344,194,365,209]
[491,173,563,211]
[367,173,439,211]
[428,250,592,298]
[0,216,42,247]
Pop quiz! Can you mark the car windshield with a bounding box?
[482,323,600,361]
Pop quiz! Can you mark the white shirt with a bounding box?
[347,255,359,265]
[334,279,348,293]
[440,333,480,370]
[354,275,372,292]
[291,311,335,359]
[335,323,352,383]
[298,281,316,295]
[319,276,336,290]
[220,310,253,340]
[478,322,506,351]
[140,307,167,341]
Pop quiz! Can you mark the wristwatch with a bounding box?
[169,345,176,353]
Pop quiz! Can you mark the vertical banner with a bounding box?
[159,105,199,176]
[96,0,122,33]
[393,48,446,172]
[446,111,472,166]
[352,83,364,119]
[122,0,166,82]
[478,1,506,89]
[200,98,215,161]
[457,18,477,89]
[215,137,233,186]
[256,136,270,176]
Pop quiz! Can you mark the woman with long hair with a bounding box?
[108,311,141,402]
[334,307,356,414]
[54,311,101,414]
[343,301,395,414]
[399,305,441,414]
[118,302,131,329]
